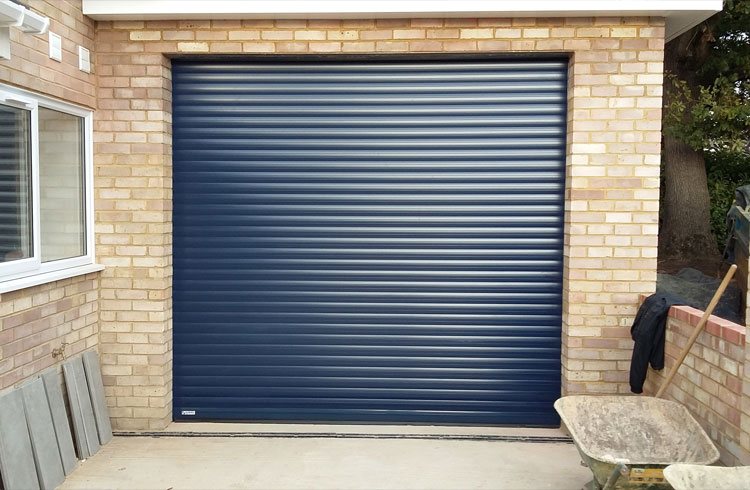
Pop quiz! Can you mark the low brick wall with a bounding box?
[643,305,748,466]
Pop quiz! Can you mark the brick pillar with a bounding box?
[560,22,664,395]
[95,33,173,429]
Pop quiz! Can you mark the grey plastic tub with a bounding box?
[664,464,750,490]
[555,396,720,490]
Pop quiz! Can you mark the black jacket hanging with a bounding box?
[629,292,684,394]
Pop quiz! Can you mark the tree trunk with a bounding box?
[659,27,719,260]
[659,135,717,258]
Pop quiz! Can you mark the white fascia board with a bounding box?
[0,0,24,27]
[83,0,723,40]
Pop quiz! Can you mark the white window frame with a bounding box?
[0,90,39,279]
[0,83,99,292]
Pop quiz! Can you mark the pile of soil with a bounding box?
[656,267,743,324]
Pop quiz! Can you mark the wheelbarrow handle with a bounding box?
[654,264,737,399]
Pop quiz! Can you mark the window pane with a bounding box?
[39,107,85,262]
[0,105,32,264]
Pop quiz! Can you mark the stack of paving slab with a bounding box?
[0,351,113,490]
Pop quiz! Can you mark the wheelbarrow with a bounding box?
[555,265,737,490]
[555,396,719,489]
[664,464,750,490]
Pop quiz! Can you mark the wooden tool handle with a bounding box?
[655,264,737,398]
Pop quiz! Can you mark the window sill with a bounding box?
[0,263,104,294]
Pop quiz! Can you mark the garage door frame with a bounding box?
[171,54,569,426]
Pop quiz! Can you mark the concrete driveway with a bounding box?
[60,425,591,490]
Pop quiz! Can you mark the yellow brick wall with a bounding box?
[0,1,98,391]
[95,16,664,429]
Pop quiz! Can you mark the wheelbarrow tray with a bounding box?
[664,464,750,490]
[555,396,719,489]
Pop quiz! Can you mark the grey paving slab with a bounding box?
[0,389,40,490]
[42,370,78,475]
[63,356,100,458]
[21,378,66,490]
[82,350,113,445]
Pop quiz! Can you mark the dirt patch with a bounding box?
[656,267,743,324]
[657,255,726,278]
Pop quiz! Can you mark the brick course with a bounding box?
[94,16,665,429]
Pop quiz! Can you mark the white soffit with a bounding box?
[82,0,723,41]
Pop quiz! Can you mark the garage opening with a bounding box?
[172,58,567,426]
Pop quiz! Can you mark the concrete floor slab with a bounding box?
[60,436,591,490]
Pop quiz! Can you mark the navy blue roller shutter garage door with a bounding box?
[172,59,567,426]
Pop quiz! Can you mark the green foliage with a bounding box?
[663,0,750,249]
[706,152,750,248]
[665,76,750,154]
[701,0,750,85]
[664,0,750,158]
